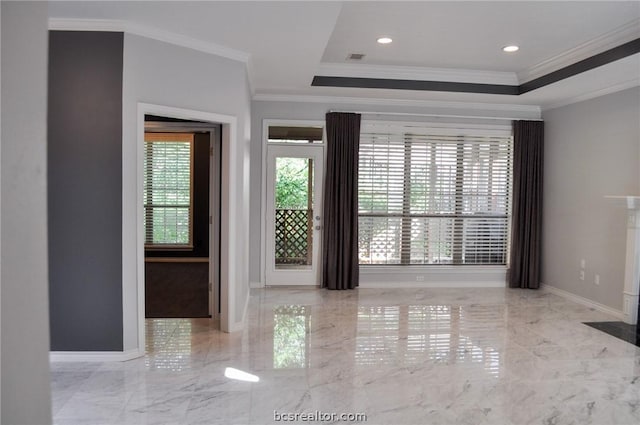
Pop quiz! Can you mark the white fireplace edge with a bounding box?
[606,196,640,325]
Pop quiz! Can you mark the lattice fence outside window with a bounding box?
[275,209,312,265]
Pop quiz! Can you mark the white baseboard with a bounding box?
[249,281,263,289]
[228,291,250,333]
[541,283,624,320]
[50,349,145,362]
[359,280,506,288]
[241,291,249,325]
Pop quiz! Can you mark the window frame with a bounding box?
[143,132,195,250]
[266,123,325,145]
[357,121,513,267]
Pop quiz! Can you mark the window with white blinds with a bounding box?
[358,123,512,265]
[144,133,194,248]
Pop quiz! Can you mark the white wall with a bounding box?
[1,3,3,418]
[123,34,251,345]
[542,87,640,310]
[1,1,52,424]
[250,99,540,285]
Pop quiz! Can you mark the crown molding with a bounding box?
[542,78,640,111]
[317,62,519,86]
[48,18,251,64]
[48,18,125,33]
[519,18,640,84]
[253,93,541,116]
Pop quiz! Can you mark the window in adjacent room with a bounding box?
[358,123,512,265]
[144,132,194,249]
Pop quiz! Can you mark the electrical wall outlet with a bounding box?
[579,270,585,281]
[595,274,600,285]
[580,259,586,269]
[416,275,425,281]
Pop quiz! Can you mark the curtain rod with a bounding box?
[327,110,543,122]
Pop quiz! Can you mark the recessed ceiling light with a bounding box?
[502,45,519,53]
[377,37,393,44]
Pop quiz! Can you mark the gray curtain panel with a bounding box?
[322,112,361,290]
[509,120,544,289]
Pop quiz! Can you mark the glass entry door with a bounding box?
[266,145,324,285]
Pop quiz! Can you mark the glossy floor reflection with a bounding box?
[51,288,640,425]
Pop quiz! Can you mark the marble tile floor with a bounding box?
[50,287,640,425]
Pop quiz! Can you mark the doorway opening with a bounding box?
[143,115,221,319]
[264,123,325,286]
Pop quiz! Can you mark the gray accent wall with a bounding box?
[542,87,640,310]
[1,1,52,423]
[48,31,124,351]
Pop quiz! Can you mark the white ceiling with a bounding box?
[323,2,638,71]
[48,1,640,109]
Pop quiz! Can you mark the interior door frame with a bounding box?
[135,103,238,352]
[208,128,221,319]
[260,120,325,288]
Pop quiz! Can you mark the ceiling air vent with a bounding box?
[347,53,366,61]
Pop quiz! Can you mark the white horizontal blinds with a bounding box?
[358,124,512,265]
[144,133,194,247]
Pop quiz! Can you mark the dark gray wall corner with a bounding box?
[48,31,124,351]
